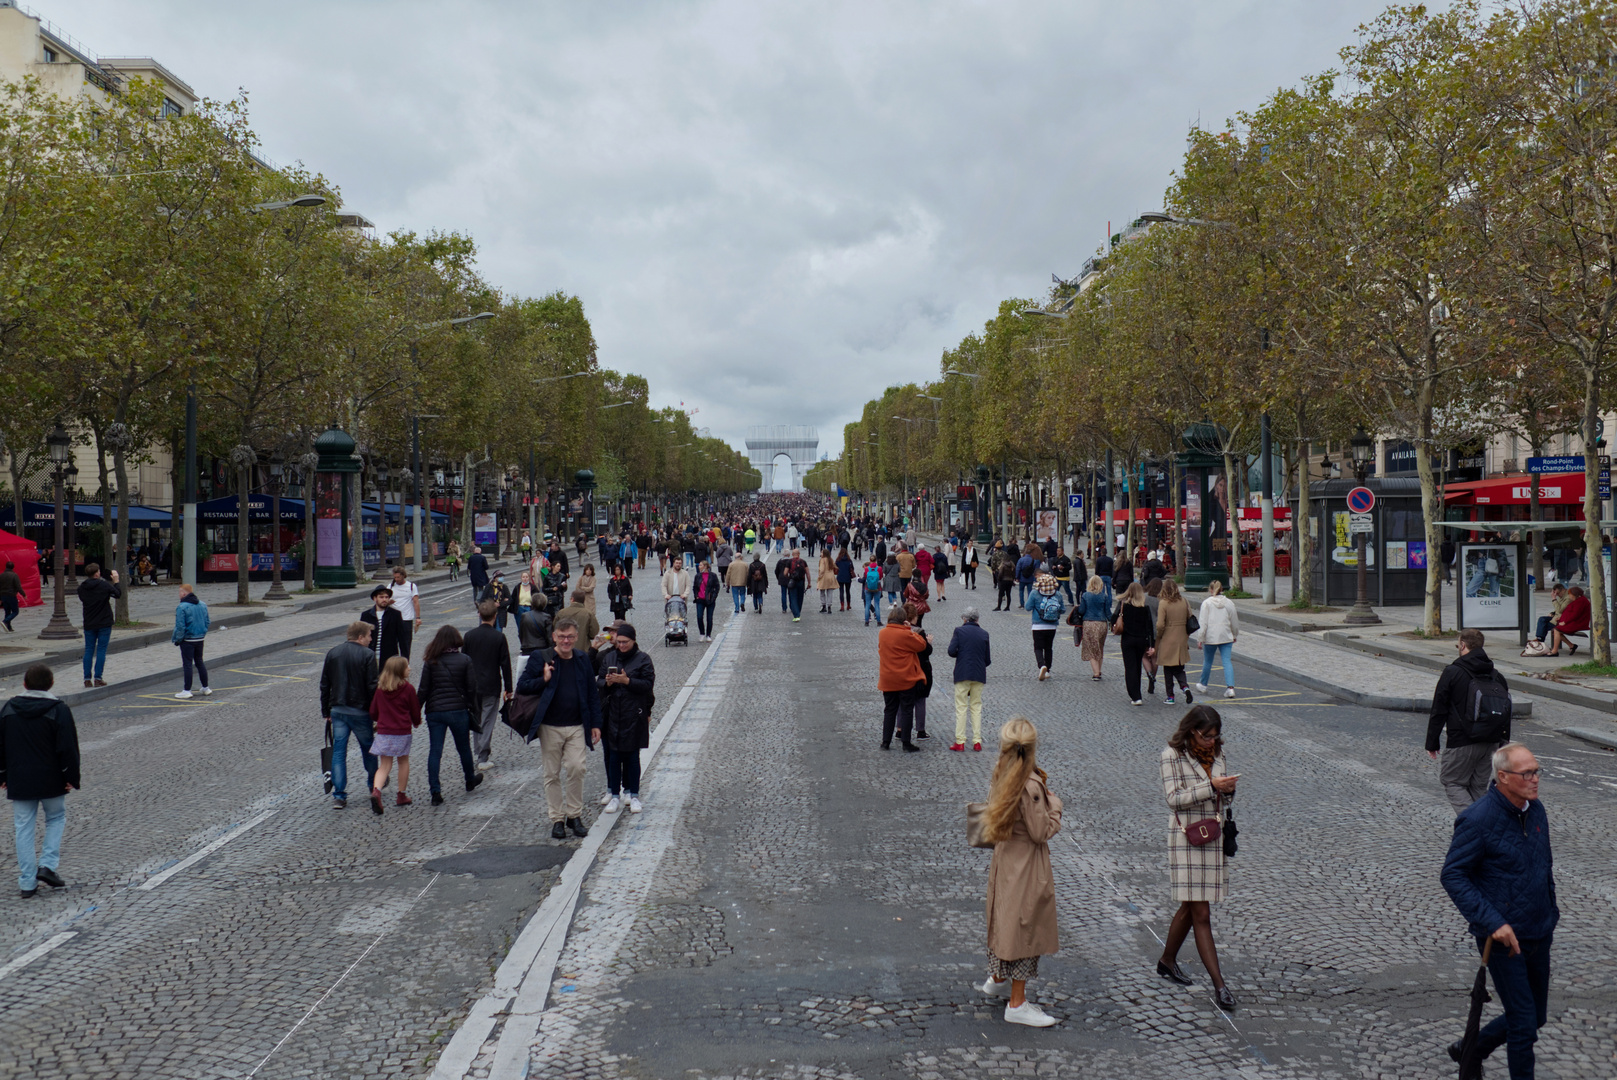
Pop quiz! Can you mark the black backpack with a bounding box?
[1466,669,1512,743]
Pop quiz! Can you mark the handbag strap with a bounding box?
[1170,757,1221,829]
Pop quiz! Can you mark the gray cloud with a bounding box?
[48,0,1423,457]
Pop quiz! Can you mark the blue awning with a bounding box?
[196,495,308,522]
[0,500,102,528]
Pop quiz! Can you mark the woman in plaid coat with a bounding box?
[1156,705,1239,1011]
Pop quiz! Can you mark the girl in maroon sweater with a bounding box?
[368,656,421,814]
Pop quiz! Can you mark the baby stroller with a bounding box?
[664,596,690,646]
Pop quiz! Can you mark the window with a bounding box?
[161,97,183,118]
[42,46,57,63]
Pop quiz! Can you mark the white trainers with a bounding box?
[979,977,1012,999]
[1037,667,1049,681]
[1195,683,1208,694]
[628,795,643,813]
[1225,688,1236,698]
[600,791,615,806]
[1004,1000,1058,1027]
[174,690,193,699]
[604,796,621,814]
[199,687,213,696]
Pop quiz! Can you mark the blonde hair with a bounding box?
[1159,578,1182,603]
[1122,581,1146,606]
[1207,579,1224,597]
[1086,574,1103,594]
[377,655,410,692]
[983,716,1047,844]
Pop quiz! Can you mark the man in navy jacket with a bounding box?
[1440,742,1558,1078]
[516,617,600,840]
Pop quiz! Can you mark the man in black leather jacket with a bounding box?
[319,622,380,809]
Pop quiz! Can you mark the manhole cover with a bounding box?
[424,845,573,878]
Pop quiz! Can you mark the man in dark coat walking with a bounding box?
[945,606,991,751]
[466,544,491,605]
[1427,628,1510,814]
[592,622,654,814]
[463,600,512,770]
[0,664,80,897]
[359,586,405,667]
[1441,741,1557,1078]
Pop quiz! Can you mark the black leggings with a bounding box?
[839,581,852,606]
[881,686,919,746]
[996,582,1012,609]
[1031,629,1055,671]
[1121,638,1150,701]
[695,600,715,636]
[963,566,976,588]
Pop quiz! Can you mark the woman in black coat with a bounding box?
[1112,582,1156,707]
[593,623,656,813]
[418,624,483,803]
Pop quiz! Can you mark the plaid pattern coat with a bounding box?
[1160,746,1234,902]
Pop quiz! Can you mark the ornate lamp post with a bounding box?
[65,462,79,585]
[263,452,290,600]
[1344,426,1382,625]
[39,423,76,639]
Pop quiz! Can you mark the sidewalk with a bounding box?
[0,560,513,706]
[915,530,1617,749]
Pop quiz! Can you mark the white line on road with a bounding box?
[431,613,736,1080]
[0,931,77,980]
[137,808,279,891]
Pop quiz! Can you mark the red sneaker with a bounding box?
[973,743,982,752]
[949,742,966,752]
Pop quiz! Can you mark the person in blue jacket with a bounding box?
[171,584,212,699]
[1440,741,1558,1079]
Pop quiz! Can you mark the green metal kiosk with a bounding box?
[312,427,360,589]
[1177,424,1232,591]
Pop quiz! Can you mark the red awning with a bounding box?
[1444,473,1587,506]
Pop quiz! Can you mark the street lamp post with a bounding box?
[65,462,78,585]
[264,453,290,600]
[39,423,76,639]
[1345,427,1381,625]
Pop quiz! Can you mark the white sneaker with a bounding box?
[1225,687,1236,698]
[199,687,213,696]
[1004,1000,1058,1027]
[604,796,621,813]
[174,690,193,699]
[1038,667,1049,681]
[628,795,643,813]
[600,791,615,806]
[1195,683,1208,694]
[979,977,1012,999]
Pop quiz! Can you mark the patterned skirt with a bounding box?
[987,949,1039,981]
[371,732,412,758]
[1080,620,1109,661]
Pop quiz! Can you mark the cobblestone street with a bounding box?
[2,566,1615,1079]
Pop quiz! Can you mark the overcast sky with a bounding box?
[46,0,1420,459]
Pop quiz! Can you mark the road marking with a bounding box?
[138,809,278,891]
[432,614,736,1080]
[224,669,310,681]
[0,931,77,980]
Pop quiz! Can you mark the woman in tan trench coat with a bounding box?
[1154,578,1193,704]
[979,716,1063,1027]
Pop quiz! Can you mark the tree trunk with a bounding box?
[1296,433,1313,606]
[461,452,477,553]
[1416,398,1443,636]
[168,431,182,580]
[1529,470,1544,591]
[237,463,252,604]
[113,446,131,622]
[304,492,314,592]
[1126,466,1139,557]
[351,461,366,585]
[1582,365,1609,663]
[1223,451,1242,592]
[1170,454,1186,581]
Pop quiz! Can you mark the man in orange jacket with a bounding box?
[877,606,928,752]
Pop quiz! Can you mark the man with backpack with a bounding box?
[1427,628,1511,814]
[861,556,885,626]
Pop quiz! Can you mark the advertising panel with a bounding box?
[1461,544,1517,628]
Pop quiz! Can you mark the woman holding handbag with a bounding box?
[1157,705,1239,1010]
[977,716,1063,1027]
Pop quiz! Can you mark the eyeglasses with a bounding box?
[1501,768,1542,780]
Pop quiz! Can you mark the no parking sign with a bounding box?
[1346,486,1375,514]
